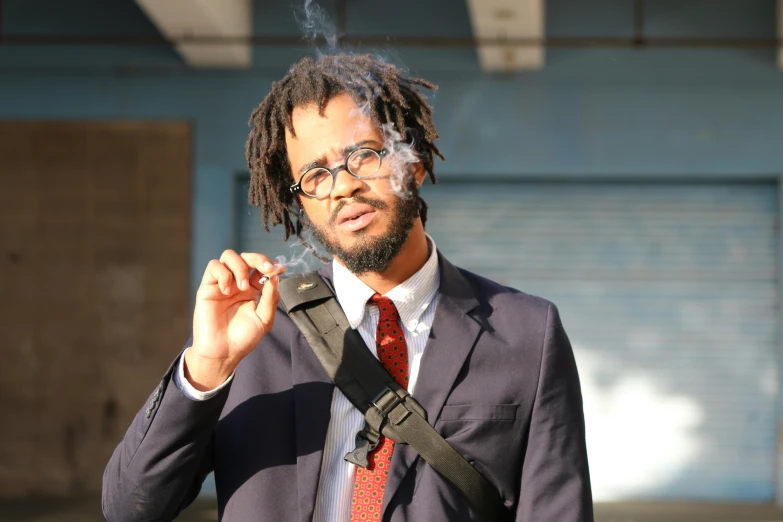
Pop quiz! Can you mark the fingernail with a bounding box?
[263,262,273,271]
[239,279,248,290]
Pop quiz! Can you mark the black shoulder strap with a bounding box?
[279,271,509,522]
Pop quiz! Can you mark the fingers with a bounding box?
[201,250,282,297]
[255,271,280,328]
[236,254,284,329]
[202,259,235,295]
[241,253,286,290]
[220,250,255,292]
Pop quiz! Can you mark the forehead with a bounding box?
[285,93,381,162]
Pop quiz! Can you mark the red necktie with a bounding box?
[350,294,409,521]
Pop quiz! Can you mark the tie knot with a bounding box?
[368,293,399,320]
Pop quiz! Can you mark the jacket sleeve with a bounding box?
[102,344,231,522]
[516,303,594,522]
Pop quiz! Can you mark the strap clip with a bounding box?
[371,386,406,417]
[344,426,381,469]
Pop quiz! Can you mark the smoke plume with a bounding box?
[296,0,338,50]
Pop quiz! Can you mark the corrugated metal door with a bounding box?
[423,181,779,502]
[236,180,779,502]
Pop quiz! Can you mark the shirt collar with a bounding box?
[332,235,441,331]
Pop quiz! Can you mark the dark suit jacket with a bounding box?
[102,255,593,521]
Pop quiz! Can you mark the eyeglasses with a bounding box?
[289,147,388,199]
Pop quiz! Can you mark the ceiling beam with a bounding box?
[465,0,544,73]
[135,0,252,68]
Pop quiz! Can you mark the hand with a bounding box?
[186,250,285,391]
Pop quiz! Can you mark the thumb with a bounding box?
[255,275,280,330]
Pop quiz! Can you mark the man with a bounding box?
[102,54,593,522]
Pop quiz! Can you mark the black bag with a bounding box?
[279,271,509,521]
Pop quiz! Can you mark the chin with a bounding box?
[310,206,414,273]
[334,231,374,253]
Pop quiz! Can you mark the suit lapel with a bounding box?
[382,255,484,514]
[292,264,336,522]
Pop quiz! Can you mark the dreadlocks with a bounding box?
[245,53,444,241]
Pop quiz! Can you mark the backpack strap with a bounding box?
[279,271,509,522]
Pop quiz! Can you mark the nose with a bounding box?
[329,166,365,200]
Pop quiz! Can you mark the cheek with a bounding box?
[301,201,330,227]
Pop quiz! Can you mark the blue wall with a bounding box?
[1,0,781,299]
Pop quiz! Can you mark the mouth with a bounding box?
[336,204,378,232]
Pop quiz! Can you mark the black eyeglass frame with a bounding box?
[289,147,388,199]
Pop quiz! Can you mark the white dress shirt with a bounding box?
[175,237,441,521]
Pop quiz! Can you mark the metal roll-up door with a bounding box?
[235,179,779,502]
[421,181,778,502]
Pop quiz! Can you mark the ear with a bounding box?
[295,204,310,236]
[411,160,427,187]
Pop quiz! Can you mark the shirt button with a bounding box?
[407,320,418,330]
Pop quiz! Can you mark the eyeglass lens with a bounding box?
[300,148,382,197]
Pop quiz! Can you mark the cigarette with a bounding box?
[258,266,284,285]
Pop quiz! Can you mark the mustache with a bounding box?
[329,196,387,226]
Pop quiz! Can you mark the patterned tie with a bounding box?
[350,293,409,521]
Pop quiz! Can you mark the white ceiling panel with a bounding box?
[135,0,252,68]
[466,0,544,73]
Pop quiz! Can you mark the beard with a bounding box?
[301,179,421,275]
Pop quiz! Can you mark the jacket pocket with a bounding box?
[439,404,518,422]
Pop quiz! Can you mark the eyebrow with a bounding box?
[297,139,381,177]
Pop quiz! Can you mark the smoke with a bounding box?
[273,229,329,276]
[347,101,421,199]
[296,0,338,50]
[380,122,420,197]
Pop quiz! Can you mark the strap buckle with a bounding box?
[344,426,381,469]
[371,386,406,417]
